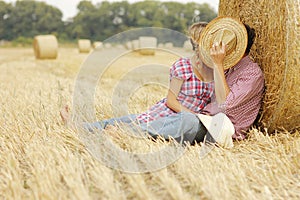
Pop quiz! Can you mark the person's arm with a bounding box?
[166,77,196,113]
[210,42,230,104]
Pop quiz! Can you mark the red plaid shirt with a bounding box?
[202,56,264,140]
[137,58,214,123]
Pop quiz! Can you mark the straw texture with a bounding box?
[219,0,300,132]
[33,35,58,59]
[78,39,91,53]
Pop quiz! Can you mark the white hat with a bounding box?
[197,113,235,158]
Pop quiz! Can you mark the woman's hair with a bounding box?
[244,23,256,54]
[188,22,208,51]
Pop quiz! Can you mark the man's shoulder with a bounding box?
[240,58,264,78]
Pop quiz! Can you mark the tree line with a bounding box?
[0,0,217,44]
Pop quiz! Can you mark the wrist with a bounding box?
[214,63,224,71]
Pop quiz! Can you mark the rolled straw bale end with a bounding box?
[33,35,58,59]
[78,39,91,53]
[139,36,157,56]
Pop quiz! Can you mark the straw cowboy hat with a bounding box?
[197,113,235,158]
[198,16,248,69]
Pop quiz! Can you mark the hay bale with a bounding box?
[125,41,132,50]
[219,0,300,132]
[104,43,112,48]
[139,36,157,55]
[33,35,58,59]
[158,43,164,48]
[164,42,174,48]
[132,39,140,51]
[93,41,103,50]
[183,40,193,51]
[78,39,91,53]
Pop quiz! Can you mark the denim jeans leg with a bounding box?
[139,112,207,144]
[84,114,138,132]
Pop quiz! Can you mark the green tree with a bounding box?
[0,1,13,40]
[6,1,63,40]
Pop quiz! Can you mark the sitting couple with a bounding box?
[61,16,264,148]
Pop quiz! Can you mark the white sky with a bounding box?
[3,0,219,20]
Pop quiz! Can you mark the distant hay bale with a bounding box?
[219,0,300,132]
[116,44,125,49]
[125,41,132,50]
[33,35,58,59]
[132,40,140,51]
[158,43,164,48]
[164,42,174,48]
[93,41,103,50]
[183,40,193,51]
[139,36,157,55]
[78,39,91,53]
[104,43,112,48]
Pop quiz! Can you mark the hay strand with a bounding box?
[33,35,58,59]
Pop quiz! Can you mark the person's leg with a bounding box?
[139,112,207,144]
[84,114,138,132]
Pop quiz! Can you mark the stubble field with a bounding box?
[0,47,299,199]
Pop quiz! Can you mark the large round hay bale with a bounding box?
[78,39,91,53]
[33,35,58,59]
[219,0,300,132]
[139,36,157,55]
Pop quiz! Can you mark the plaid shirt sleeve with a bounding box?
[170,58,193,80]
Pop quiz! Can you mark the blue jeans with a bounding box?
[83,114,138,131]
[84,112,207,144]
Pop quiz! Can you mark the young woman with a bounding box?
[61,22,215,132]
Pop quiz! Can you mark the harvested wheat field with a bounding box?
[0,46,299,200]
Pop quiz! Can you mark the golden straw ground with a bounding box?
[0,47,299,199]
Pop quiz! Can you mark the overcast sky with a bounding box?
[4,0,219,20]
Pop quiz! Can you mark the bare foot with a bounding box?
[60,105,70,125]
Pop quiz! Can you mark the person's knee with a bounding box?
[180,112,199,127]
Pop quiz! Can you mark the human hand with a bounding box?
[210,41,226,70]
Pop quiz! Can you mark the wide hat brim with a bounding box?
[198,16,248,69]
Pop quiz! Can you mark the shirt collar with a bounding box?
[225,55,251,74]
